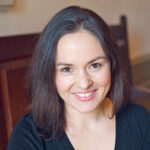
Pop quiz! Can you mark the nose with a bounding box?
[76,70,93,89]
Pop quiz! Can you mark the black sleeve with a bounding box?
[7,114,44,150]
[117,103,150,150]
[142,107,150,150]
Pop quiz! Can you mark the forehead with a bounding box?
[56,30,106,63]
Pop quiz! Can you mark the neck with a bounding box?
[65,97,113,132]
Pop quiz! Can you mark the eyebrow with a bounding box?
[56,56,106,67]
[88,56,106,64]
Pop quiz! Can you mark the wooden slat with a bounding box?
[0,57,31,149]
[0,33,39,62]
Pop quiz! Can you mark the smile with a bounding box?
[75,91,94,98]
[73,90,96,101]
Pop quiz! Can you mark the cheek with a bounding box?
[94,68,111,86]
[55,75,73,92]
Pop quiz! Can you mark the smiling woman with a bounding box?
[7,6,150,150]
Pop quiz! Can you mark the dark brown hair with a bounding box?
[28,6,126,139]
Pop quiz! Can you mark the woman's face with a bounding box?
[55,30,111,114]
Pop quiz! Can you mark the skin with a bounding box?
[55,30,115,150]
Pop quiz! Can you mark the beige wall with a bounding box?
[0,0,150,61]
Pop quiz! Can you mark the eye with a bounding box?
[61,67,72,73]
[89,63,102,70]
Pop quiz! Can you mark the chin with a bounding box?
[73,103,101,114]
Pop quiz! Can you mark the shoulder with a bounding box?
[7,113,44,150]
[7,114,69,150]
[13,113,38,134]
[117,102,150,120]
[117,102,150,147]
[117,102,150,128]
[117,102,150,134]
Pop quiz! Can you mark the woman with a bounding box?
[7,6,150,150]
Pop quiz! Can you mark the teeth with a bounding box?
[76,91,94,98]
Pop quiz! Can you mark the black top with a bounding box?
[7,103,150,150]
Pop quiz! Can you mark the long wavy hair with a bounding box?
[28,6,127,139]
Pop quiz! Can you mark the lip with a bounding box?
[73,90,97,102]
